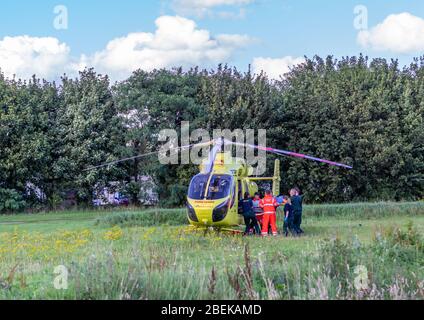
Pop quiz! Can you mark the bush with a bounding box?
[0,189,26,213]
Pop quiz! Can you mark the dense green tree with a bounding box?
[1,56,423,212]
[0,75,60,208]
[278,55,423,201]
[115,68,206,206]
[55,69,124,205]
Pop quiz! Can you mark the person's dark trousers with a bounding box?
[298,212,304,233]
[295,211,304,233]
[283,219,289,235]
[244,214,260,235]
[293,212,301,233]
[250,215,261,235]
[244,216,251,234]
[283,217,295,236]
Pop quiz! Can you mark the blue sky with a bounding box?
[1,0,423,81]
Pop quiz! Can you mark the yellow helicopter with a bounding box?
[187,151,281,228]
[87,137,352,230]
[186,138,352,229]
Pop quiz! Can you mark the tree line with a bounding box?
[0,55,423,212]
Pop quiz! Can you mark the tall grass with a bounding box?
[0,202,422,300]
[96,202,424,228]
[2,223,420,300]
[95,208,187,227]
[304,201,424,219]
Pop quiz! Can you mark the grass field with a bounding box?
[0,202,423,300]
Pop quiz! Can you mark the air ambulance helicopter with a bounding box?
[185,138,352,230]
[87,137,352,230]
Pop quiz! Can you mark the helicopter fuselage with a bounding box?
[187,152,268,228]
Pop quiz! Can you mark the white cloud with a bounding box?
[80,15,253,80]
[0,16,253,81]
[181,0,252,6]
[215,33,254,47]
[0,35,71,80]
[358,12,424,54]
[172,0,254,18]
[252,56,305,80]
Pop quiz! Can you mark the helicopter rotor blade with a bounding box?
[84,140,214,171]
[83,150,159,171]
[223,139,352,169]
[85,137,352,171]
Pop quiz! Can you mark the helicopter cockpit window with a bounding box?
[206,175,233,200]
[188,174,209,200]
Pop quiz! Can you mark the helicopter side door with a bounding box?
[237,180,243,214]
[237,180,249,199]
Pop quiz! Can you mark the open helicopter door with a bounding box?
[249,159,281,196]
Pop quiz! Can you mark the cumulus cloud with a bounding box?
[0,16,253,81]
[0,35,72,80]
[252,56,305,80]
[358,12,424,53]
[171,0,254,18]
[79,15,253,80]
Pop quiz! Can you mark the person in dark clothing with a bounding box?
[282,196,295,236]
[294,187,304,234]
[239,192,261,235]
[290,188,304,234]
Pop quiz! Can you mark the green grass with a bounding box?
[0,202,423,300]
[304,201,424,218]
[0,211,102,232]
[94,208,189,228]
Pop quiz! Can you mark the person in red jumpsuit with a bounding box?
[259,190,280,236]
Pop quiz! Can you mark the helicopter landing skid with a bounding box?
[186,225,243,235]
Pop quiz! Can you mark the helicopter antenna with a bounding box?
[223,139,352,169]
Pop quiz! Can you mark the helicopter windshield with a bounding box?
[188,174,233,200]
[188,174,209,200]
[206,175,233,200]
